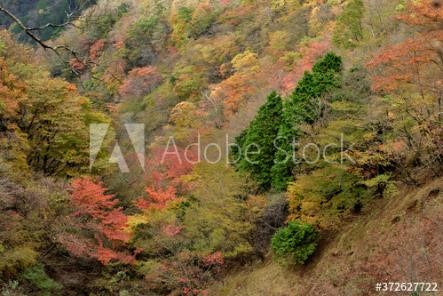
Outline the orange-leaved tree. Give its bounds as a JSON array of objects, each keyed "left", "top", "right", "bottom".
[
  {"left": 135, "top": 147, "right": 196, "bottom": 210},
  {"left": 58, "top": 177, "right": 135, "bottom": 265},
  {"left": 367, "top": 0, "right": 443, "bottom": 95},
  {"left": 367, "top": 0, "right": 443, "bottom": 176}
]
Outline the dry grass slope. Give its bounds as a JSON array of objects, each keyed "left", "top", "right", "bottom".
[{"left": 210, "top": 178, "right": 443, "bottom": 296}]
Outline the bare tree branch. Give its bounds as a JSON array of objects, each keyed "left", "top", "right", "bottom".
[
  {"left": 28, "top": 20, "right": 77, "bottom": 31},
  {"left": 0, "top": 5, "right": 79, "bottom": 60}
]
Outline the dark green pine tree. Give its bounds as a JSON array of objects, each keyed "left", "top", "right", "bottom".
[
  {"left": 270, "top": 112, "right": 299, "bottom": 191},
  {"left": 312, "top": 52, "right": 343, "bottom": 74},
  {"left": 271, "top": 52, "right": 343, "bottom": 191},
  {"left": 311, "top": 52, "right": 343, "bottom": 95},
  {"left": 234, "top": 91, "right": 283, "bottom": 190}
]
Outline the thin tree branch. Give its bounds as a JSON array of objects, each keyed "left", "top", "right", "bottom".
[
  {"left": 0, "top": 5, "right": 79, "bottom": 59},
  {"left": 28, "top": 20, "right": 77, "bottom": 31}
]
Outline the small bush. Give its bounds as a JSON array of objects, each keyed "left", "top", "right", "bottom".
[
  {"left": 23, "top": 264, "right": 62, "bottom": 294},
  {"left": 271, "top": 221, "right": 319, "bottom": 265}
]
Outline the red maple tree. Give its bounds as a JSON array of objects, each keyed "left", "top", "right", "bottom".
[
  {"left": 58, "top": 177, "right": 135, "bottom": 265},
  {"left": 135, "top": 147, "right": 196, "bottom": 210}
]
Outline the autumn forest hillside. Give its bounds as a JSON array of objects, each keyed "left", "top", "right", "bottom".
[{"left": 0, "top": 0, "right": 442, "bottom": 295}]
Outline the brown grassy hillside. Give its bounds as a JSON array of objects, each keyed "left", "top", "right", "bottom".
[{"left": 210, "top": 178, "right": 443, "bottom": 296}]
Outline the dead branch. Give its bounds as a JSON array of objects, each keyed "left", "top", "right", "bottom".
[
  {"left": 0, "top": 5, "right": 79, "bottom": 59},
  {"left": 28, "top": 20, "right": 77, "bottom": 31}
]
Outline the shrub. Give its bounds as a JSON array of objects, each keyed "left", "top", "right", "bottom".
[
  {"left": 251, "top": 196, "right": 288, "bottom": 256},
  {"left": 271, "top": 221, "right": 319, "bottom": 265},
  {"left": 287, "top": 166, "right": 369, "bottom": 228},
  {"left": 23, "top": 264, "right": 62, "bottom": 294},
  {"left": 0, "top": 246, "right": 38, "bottom": 276}
]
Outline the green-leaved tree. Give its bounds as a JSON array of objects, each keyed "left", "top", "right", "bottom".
[{"left": 333, "top": 0, "right": 365, "bottom": 48}]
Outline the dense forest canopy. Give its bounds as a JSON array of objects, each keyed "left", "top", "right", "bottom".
[{"left": 0, "top": 0, "right": 442, "bottom": 295}]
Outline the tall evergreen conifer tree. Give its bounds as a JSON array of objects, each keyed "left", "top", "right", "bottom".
[
  {"left": 235, "top": 91, "right": 283, "bottom": 190},
  {"left": 233, "top": 53, "right": 342, "bottom": 191},
  {"left": 271, "top": 53, "right": 343, "bottom": 190}
]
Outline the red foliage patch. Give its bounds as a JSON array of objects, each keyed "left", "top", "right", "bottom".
[
  {"left": 89, "top": 39, "right": 106, "bottom": 61},
  {"left": 135, "top": 147, "right": 196, "bottom": 210},
  {"left": 281, "top": 37, "right": 331, "bottom": 93},
  {"left": 367, "top": 0, "right": 443, "bottom": 93},
  {"left": 69, "top": 58, "right": 86, "bottom": 72},
  {"left": 58, "top": 177, "right": 134, "bottom": 265},
  {"left": 119, "top": 66, "right": 162, "bottom": 98}
]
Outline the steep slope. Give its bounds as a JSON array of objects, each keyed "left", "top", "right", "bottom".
[
  {"left": 1, "top": 0, "right": 442, "bottom": 295},
  {"left": 0, "top": 0, "right": 94, "bottom": 41},
  {"left": 210, "top": 178, "right": 443, "bottom": 295}
]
